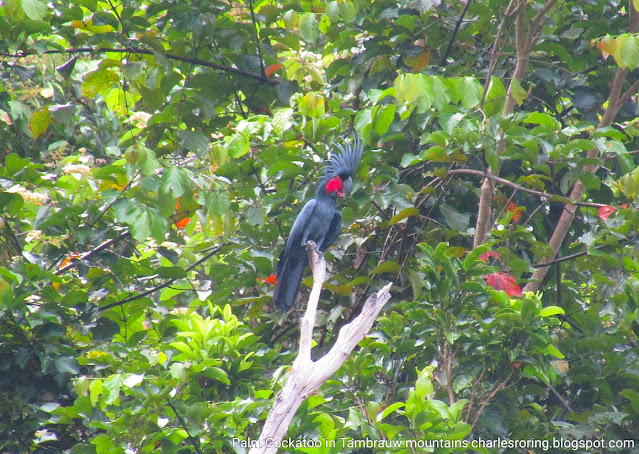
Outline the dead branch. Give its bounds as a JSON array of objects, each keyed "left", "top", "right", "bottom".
[{"left": 249, "top": 242, "right": 392, "bottom": 454}]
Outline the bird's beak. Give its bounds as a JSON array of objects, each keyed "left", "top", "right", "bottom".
[{"left": 341, "top": 177, "right": 352, "bottom": 198}]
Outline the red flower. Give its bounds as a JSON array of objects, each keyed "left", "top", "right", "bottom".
[
  {"left": 598, "top": 205, "right": 615, "bottom": 220},
  {"left": 258, "top": 274, "right": 278, "bottom": 285},
  {"left": 480, "top": 251, "right": 500, "bottom": 262},
  {"left": 486, "top": 272, "right": 522, "bottom": 297}
]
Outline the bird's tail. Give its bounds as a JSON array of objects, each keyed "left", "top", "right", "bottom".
[{"left": 273, "top": 253, "right": 307, "bottom": 311}]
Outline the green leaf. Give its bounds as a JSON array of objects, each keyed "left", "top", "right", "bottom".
[
  {"left": 371, "top": 261, "right": 401, "bottom": 274},
  {"left": 400, "top": 153, "right": 419, "bottom": 168},
  {"left": 102, "top": 375, "right": 123, "bottom": 405},
  {"left": 140, "top": 148, "right": 161, "bottom": 176},
  {"left": 425, "top": 399, "right": 450, "bottom": 419},
  {"left": 282, "top": 9, "right": 298, "bottom": 29},
  {"left": 149, "top": 207, "right": 168, "bottom": 243},
  {"left": 373, "top": 104, "right": 396, "bottom": 136},
  {"left": 92, "top": 11, "right": 119, "bottom": 29},
  {"left": 385, "top": 206, "right": 419, "bottom": 226},
  {"left": 82, "top": 68, "right": 119, "bottom": 98},
  {"left": 338, "top": 0, "right": 357, "bottom": 22},
  {"left": 122, "top": 374, "right": 144, "bottom": 388},
  {"left": 170, "top": 362, "right": 188, "bottom": 381},
  {"left": 439, "top": 203, "right": 471, "bottom": 231},
  {"left": 579, "top": 172, "right": 601, "bottom": 190},
  {"left": 92, "top": 317, "right": 120, "bottom": 342},
  {"left": 30, "top": 107, "right": 52, "bottom": 138},
  {"left": 161, "top": 166, "right": 188, "bottom": 197},
  {"left": 540, "top": 306, "right": 565, "bottom": 317},
  {"left": 130, "top": 209, "right": 152, "bottom": 242},
  {"left": 525, "top": 112, "right": 556, "bottom": 127},
  {"left": 179, "top": 131, "right": 209, "bottom": 156},
  {"left": 89, "top": 379, "right": 102, "bottom": 407},
  {"left": 456, "top": 77, "right": 482, "bottom": 109},
  {"left": 200, "top": 367, "right": 231, "bottom": 384},
  {"left": 521, "top": 298, "right": 536, "bottom": 322},
  {"left": 299, "top": 92, "right": 325, "bottom": 119},
  {"left": 509, "top": 78, "right": 528, "bottom": 106},
  {"left": 48, "top": 103, "right": 77, "bottom": 123},
  {"left": 122, "top": 62, "right": 145, "bottom": 80},
  {"left": 227, "top": 133, "right": 249, "bottom": 158},
  {"left": 394, "top": 73, "right": 432, "bottom": 113},
  {"left": 21, "top": 0, "right": 47, "bottom": 20},
  {"left": 380, "top": 402, "right": 405, "bottom": 421},
  {"left": 355, "top": 108, "right": 373, "bottom": 142},
  {"left": 462, "top": 245, "right": 490, "bottom": 270},
  {"left": 55, "top": 356, "right": 80, "bottom": 374},
  {"left": 157, "top": 266, "right": 188, "bottom": 279},
  {"left": 428, "top": 76, "right": 451, "bottom": 111},
  {"left": 299, "top": 13, "right": 319, "bottom": 42},
  {"left": 414, "top": 371, "right": 433, "bottom": 399},
  {"left": 325, "top": 2, "right": 339, "bottom": 21},
  {"left": 510, "top": 258, "right": 534, "bottom": 273},
  {"left": 614, "top": 34, "right": 639, "bottom": 69},
  {"left": 483, "top": 76, "right": 506, "bottom": 116},
  {"left": 0, "top": 277, "right": 14, "bottom": 306},
  {"left": 272, "top": 108, "right": 294, "bottom": 134},
  {"left": 547, "top": 344, "right": 565, "bottom": 359},
  {"left": 207, "top": 191, "right": 231, "bottom": 217},
  {"left": 620, "top": 389, "right": 639, "bottom": 412}
]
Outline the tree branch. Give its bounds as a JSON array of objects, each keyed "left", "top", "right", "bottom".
[
  {"left": 6, "top": 47, "right": 280, "bottom": 85},
  {"left": 479, "top": 0, "right": 519, "bottom": 108},
  {"left": 99, "top": 243, "right": 227, "bottom": 311},
  {"left": 167, "top": 400, "right": 203, "bottom": 454},
  {"left": 524, "top": 1, "right": 639, "bottom": 292},
  {"left": 249, "top": 242, "right": 392, "bottom": 454},
  {"left": 475, "top": 0, "right": 557, "bottom": 247},
  {"left": 471, "top": 371, "right": 515, "bottom": 430},
  {"left": 448, "top": 168, "right": 606, "bottom": 208},
  {"left": 55, "top": 232, "right": 128, "bottom": 274},
  {"left": 441, "top": 0, "right": 473, "bottom": 66}
]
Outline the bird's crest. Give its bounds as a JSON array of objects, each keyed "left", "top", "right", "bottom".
[{"left": 324, "top": 134, "right": 363, "bottom": 179}]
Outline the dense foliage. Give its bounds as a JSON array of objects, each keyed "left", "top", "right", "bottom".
[{"left": 1, "top": 0, "right": 639, "bottom": 452}]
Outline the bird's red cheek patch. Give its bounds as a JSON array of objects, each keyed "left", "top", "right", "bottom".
[{"left": 325, "top": 176, "right": 343, "bottom": 194}]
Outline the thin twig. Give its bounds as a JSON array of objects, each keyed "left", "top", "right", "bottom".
[
  {"left": 55, "top": 232, "right": 128, "bottom": 274},
  {"left": 479, "top": 0, "right": 519, "bottom": 108},
  {"left": 167, "top": 400, "right": 203, "bottom": 454},
  {"left": 247, "top": 0, "right": 265, "bottom": 76},
  {"left": 547, "top": 383, "right": 574, "bottom": 413},
  {"left": 88, "top": 170, "right": 140, "bottom": 228},
  {"left": 448, "top": 168, "right": 606, "bottom": 208},
  {"left": 441, "top": 0, "right": 473, "bottom": 66},
  {"left": 7, "top": 47, "right": 280, "bottom": 85},
  {"left": 471, "top": 371, "right": 514, "bottom": 430},
  {"left": 99, "top": 243, "right": 227, "bottom": 311}
]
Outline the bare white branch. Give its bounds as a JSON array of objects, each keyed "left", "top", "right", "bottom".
[{"left": 249, "top": 243, "right": 392, "bottom": 454}]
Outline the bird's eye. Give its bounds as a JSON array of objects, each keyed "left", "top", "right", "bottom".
[{"left": 325, "top": 177, "right": 343, "bottom": 193}]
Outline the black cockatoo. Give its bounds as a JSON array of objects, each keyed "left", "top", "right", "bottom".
[{"left": 273, "top": 136, "right": 363, "bottom": 311}]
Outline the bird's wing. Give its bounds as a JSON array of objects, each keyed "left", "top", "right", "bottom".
[
  {"left": 284, "top": 199, "right": 317, "bottom": 255},
  {"left": 319, "top": 211, "right": 342, "bottom": 253}
]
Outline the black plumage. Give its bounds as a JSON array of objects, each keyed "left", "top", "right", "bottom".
[{"left": 273, "top": 136, "right": 363, "bottom": 311}]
